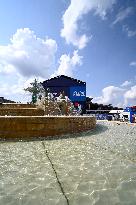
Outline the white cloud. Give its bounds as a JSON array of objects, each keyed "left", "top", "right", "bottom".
[
  {"left": 61, "top": 0, "right": 116, "bottom": 49},
  {"left": 52, "top": 50, "right": 82, "bottom": 77},
  {"left": 113, "top": 7, "right": 133, "bottom": 25},
  {"left": 0, "top": 28, "right": 57, "bottom": 78},
  {"left": 0, "top": 28, "right": 84, "bottom": 102},
  {"left": 124, "top": 85, "right": 136, "bottom": 106},
  {"left": 122, "top": 25, "right": 136, "bottom": 38},
  {"left": 127, "top": 30, "right": 136, "bottom": 37},
  {"left": 121, "top": 80, "right": 131, "bottom": 87},
  {"left": 0, "top": 77, "right": 29, "bottom": 102},
  {"left": 130, "top": 61, "right": 136, "bottom": 66},
  {"left": 0, "top": 74, "right": 46, "bottom": 103},
  {"left": 92, "top": 81, "right": 136, "bottom": 107},
  {"left": 0, "top": 28, "right": 58, "bottom": 102},
  {"left": 92, "top": 86, "right": 125, "bottom": 106}
]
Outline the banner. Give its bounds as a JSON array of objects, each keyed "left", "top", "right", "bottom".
[{"left": 70, "top": 86, "right": 86, "bottom": 101}]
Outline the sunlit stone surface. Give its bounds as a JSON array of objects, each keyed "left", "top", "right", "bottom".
[{"left": 0, "top": 121, "right": 136, "bottom": 205}]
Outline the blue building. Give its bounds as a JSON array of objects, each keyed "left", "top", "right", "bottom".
[
  {"left": 42, "top": 75, "right": 86, "bottom": 108},
  {"left": 123, "top": 106, "right": 136, "bottom": 123}
]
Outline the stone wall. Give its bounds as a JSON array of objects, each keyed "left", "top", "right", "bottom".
[
  {"left": 0, "top": 103, "right": 35, "bottom": 109},
  {"left": 0, "top": 108, "right": 44, "bottom": 116},
  {"left": 0, "top": 116, "right": 96, "bottom": 139}
]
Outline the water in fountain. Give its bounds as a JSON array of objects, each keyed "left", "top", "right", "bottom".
[{"left": 36, "top": 91, "right": 81, "bottom": 116}]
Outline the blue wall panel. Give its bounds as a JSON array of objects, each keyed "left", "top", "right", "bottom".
[
  {"left": 70, "top": 86, "right": 86, "bottom": 102},
  {"left": 96, "top": 114, "right": 108, "bottom": 120}
]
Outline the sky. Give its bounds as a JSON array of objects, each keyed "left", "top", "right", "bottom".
[{"left": 0, "top": 0, "right": 136, "bottom": 107}]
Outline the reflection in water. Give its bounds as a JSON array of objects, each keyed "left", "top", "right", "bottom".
[{"left": 0, "top": 121, "right": 136, "bottom": 205}]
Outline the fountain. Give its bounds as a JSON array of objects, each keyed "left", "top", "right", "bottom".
[{"left": 0, "top": 82, "right": 96, "bottom": 139}]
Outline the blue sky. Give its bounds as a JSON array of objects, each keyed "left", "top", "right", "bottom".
[{"left": 0, "top": 0, "right": 136, "bottom": 107}]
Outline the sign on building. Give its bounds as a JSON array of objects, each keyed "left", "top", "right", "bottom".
[{"left": 70, "top": 86, "right": 86, "bottom": 101}]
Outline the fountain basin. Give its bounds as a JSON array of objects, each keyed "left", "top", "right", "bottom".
[
  {"left": 0, "top": 116, "right": 96, "bottom": 139},
  {"left": 0, "top": 108, "right": 44, "bottom": 116},
  {"left": 0, "top": 103, "right": 35, "bottom": 109}
]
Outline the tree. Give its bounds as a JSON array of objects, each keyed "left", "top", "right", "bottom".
[{"left": 24, "top": 79, "right": 44, "bottom": 104}]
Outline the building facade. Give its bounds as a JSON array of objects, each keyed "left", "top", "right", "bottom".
[{"left": 42, "top": 75, "right": 86, "bottom": 108}]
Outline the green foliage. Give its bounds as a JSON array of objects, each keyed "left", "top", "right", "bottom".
[
  {"left": 32, "top": 94, "right": 37, "bottom": 104},
  {"left": 24, "top": 79, "right": 45, "bottom": 104}
]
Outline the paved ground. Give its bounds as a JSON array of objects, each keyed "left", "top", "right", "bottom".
[{"left": 0, "top": 121, "right": 136, "bottom": 205}]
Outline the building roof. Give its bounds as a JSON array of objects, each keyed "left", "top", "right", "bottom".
[{"left": 42, "top": 75, "right": 86, "bottom": 87}]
